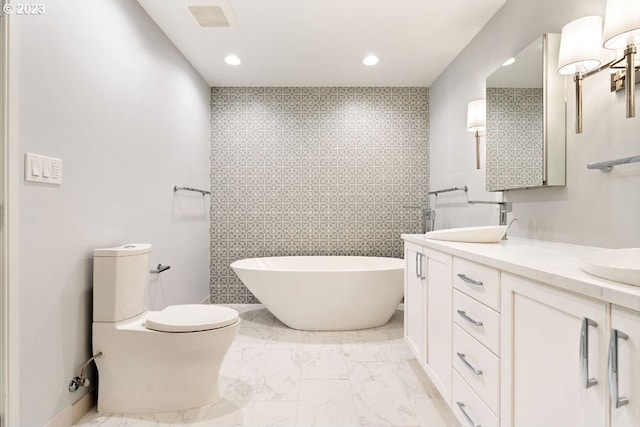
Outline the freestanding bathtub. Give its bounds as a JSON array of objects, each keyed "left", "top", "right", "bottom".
[{"left": 230, "top": 256, "right": 404, "bottom": 331}]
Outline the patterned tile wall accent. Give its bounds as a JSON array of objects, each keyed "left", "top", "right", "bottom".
[
  {"left": 210, "top": 87, "right": 429, "bottom": 303},
  {"left": 486, "top": 87, "right": 543, "bottom": 191}
]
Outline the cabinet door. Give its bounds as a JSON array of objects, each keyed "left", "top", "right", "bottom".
[
  {"left": 424, "top": 248, "right": 452, "bottom": 404},
  {"left": 501, "top": 272, "right": 607, "bottom": 427},
  {"left": 404, "top": 244, "right": 425, "bottom": 364},
  {"left": 610, "top": 305, "right": 640, "bottom": 427}
]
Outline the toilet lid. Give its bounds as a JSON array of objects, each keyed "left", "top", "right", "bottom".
[{"left": 146, "top": 305, "right": 239, "bottom": 333}]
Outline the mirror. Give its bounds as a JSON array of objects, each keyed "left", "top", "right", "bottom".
[{"left": 485, "top": 34, "right": 566, "bottom": 191}]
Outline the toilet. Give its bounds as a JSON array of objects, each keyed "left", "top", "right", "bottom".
[{"left": 92, "top": 243, "right": 240, "bottom": 413}]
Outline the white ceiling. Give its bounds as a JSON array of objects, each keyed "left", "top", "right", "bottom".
[{"left": 137, "top": 0, "right": 507, "bottom": 87}]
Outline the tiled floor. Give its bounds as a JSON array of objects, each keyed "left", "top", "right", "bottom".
[{"left": 76, "top": 305, "right": 459, "bottom": 427}]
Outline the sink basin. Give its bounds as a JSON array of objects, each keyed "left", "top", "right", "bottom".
[
  {"left": 580, "top": 248, "right": 640, "bottom": 286},
  {"left": 425, "top": 225, "right": 508, "bottom": 243}
]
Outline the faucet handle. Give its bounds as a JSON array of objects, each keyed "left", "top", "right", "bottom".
[{"left": 507, "top": 218, "right": 518, "bottom": 230}]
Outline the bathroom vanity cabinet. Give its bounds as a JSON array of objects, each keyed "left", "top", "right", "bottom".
[
  {"left": 404, "top": 242, "right": 453, "bottom": 404},
  {"left": 402, "top": 235, "right": 640, "bottom": 427}
]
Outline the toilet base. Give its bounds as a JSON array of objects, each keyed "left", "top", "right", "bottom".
[{"left": 93, "top": 313, "right": 240, "bottom": 413}]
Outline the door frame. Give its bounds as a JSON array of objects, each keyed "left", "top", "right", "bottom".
[{"left": 1, "top": 4, "right": 20, "bottom": 425}]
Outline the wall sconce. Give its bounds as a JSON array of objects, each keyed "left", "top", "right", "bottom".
[
  {"left": 603, "top": 0, "right": 640, "bottom": 118},
  {"left": 558, "top": 0, "right": 640, "bottom": 133},
  {"left": 466, "top": 99, "right": 486, "bottom": 170},
  {"left": 558, "top": 16, "right": 607, "bottom": 133}
]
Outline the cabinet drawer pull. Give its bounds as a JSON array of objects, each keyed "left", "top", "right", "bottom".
[
  {"left": 456, "top": 402, "right": 481, "bottom": 427},
  {"left": 457, "top": 352, "right": 483, "bottom": 375},
  {"left": 457, "top": 273, "right": 483, "bottom": 287},
  {"left": 580, "top": 317, "right": 598, "bottom": 389},
  {"left": 608, "top": 328, "right": 630, "bottom": 408},
  {"left": 457, "top": 310, "right": 483, "bottom": 327}
]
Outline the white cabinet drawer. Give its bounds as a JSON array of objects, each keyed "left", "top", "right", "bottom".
[
  {"left": 454, "top": 257, "right": 500, "bottom": 311},
  {"left": 453, "top": 324, "right": 500, "bottom": 414},
  {"left": 453, "top": 371, "right": 499, "bottom": 427},
  {"left": 453, "top": 289, "right": 500, "bottom": 355}
]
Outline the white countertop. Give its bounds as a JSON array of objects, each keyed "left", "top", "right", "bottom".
[{"left": 402, "top": 234, "right": 640, "bottom": 312}]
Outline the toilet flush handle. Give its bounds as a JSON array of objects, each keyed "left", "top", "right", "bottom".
[{"left": 151, "top": 264, "right": 171, "bottom": 274}]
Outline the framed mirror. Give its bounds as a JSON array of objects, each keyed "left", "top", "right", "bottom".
[{"left": 485, "top": 34, "right": 566, "bottom": 191}]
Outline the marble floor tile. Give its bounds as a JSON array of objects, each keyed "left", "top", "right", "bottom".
[
  {"left": 75, "top": 305, "right": 459, "bottom": 427},
  {"left": 296, "top": 399, "right": 358, "bottom": 427}
]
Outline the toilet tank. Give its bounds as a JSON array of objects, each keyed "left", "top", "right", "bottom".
[{"left": 93, "top": 243, "right": 151, "bottom": 322}]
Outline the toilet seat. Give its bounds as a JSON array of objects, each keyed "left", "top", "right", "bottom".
[{"left": 146, "top": 304, "right": 239, "bottom": 333}]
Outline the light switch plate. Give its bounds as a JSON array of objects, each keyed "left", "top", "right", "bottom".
[{"left": 25, "top": 152, "right": 62, "bottom": 185}]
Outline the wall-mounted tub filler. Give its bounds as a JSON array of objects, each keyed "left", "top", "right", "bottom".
[{"left": 69, "top": 352, "right": 103, "bottom": 392}]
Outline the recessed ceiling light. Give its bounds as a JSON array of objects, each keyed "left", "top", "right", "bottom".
[
  {"left": 362, "top": 55, "right": 380, "bottom": 66},
  {"left": 502, "top": 57, "right": 516, "bottom": 66},
  {"left": 225, "top": 55, "right": 241, "bottom": 66}
]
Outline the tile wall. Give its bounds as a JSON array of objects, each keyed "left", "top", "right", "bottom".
[{"left": 210, "top": 87, "right": 429, "bottom": 303}]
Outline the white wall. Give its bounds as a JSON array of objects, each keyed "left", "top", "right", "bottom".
[
  {"left": 429, "top": 0, "right": 640, "bottom": 248},
  {"left": 11, "top": 1, "right": 211, "bottom": 425}
]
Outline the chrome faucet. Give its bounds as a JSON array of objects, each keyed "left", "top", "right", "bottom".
[
  {"left": 403, "top": 205, "right": 436, "bottom": 233},
  {"left": 498, "top": 202, "right": 512, "bottom": 226},
  {"left": 468, "top": 200, "right": 512, "bottom": 226}
]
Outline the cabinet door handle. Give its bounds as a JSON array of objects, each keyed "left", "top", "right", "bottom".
[
  {"left": 457, "top": 310, "right": 483, "bottom": 327},
  {"left": 415, "top": 252, "right": 420, "bottom": 278},
  {"left": 608, "top": 328, "right": 630, "bottom": 408},
  {"left": 580, "top": 317, "right": 598, "bottom": 389},
  {"left": 419, "top": 253, "right": 426, "bottom": 279},
  {"left": 456, "top": 402, "right": 481, "bottom": 427},
  {"left": 457, "top": 352, "right": 483, "bottom": 375},
  {"left": 457, "top": 273, "right": 483, "bottom": 287}
]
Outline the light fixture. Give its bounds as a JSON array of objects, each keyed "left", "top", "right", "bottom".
[
  {"left": 362, "top": 55, "right": 379, "bottom": 66},
  {"left": 558, "top": 16, "right": 604, "bottom": 133},
  {"left": 224, "top": 55, "right": 241, "bottom": 66},
  {"left": 557, "top": 3, "right": 640, "bottom": 133},
  {"left": 466, "top": 99, "right": 486, "bottom": 170},
  {"left": 502, "top": 57, "right": 516, "bottom": 67},
  {"left": 603, "top": 0, "right": 640, "bottom": 118}
]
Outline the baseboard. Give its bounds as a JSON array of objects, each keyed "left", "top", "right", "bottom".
[{"left": 45, "top": 390, "right": 94, "bottom": 427}]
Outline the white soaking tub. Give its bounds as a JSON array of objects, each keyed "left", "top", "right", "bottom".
[{"left": 230, "top": 256, "right": 404, "bottom": 331}]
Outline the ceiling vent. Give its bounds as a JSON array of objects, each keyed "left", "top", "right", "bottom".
[{"left": 188, "top": 6, "right": 231, "bottom": 28}]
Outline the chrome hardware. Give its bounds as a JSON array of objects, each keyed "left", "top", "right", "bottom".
[
  {"left": 580, "top": 317, "right": 598, "bottom": 389},
  {"left": 457, "top": 274, "right": 483, "bottom": 287},
  {"left": 456, "top": 402, "right": 481, "bottom": 427},
  {"left": 608, "top": 328, "right": 630, "bottom": 408},
  {"left": 151, "top": 264, "right": 171, "bottom": 274},
  {"left": 415, "top": 252, "right": 420, "bottom": 278},
  {"left": 69, "top": 352, "right": 103, "bottom": 392},
  {"left": 403, "top": 205, "right": 435, "bottom": 233},
  {"left": 418, "top": 253, "right": 426, "bottom": 279},
  {"left": 467, "top": 200, "right": 512, "bottom": 226},
  {"left": 429, "top": 186, "right": 468, "bottom": 196},
  {"left": 68, "top": 376, "right": 90, "bottom": 392},
  {"left": 457, "top": 352, "right": 483, "bottom": 376},
  {"left": 457, "top": 310, "right": 483, "bottom": 327},
  {"left": 587, "top": 154, "right": 640, "bottom": 173},
  {"left": 173, "top": 185, "right": 211, "bottom": 195}
]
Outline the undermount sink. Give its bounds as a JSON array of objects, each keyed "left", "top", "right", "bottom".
[
  {"left": 580, "top": 248, "right": 640, "bottom": 286},
  {"left": 425, "top": 225, "right": 507, "bottom": 243}
]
